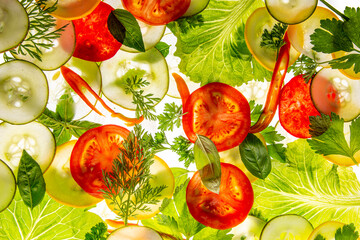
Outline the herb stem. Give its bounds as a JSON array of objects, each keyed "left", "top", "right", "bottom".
[{"left": 319, "top": 0, "right": 349, "bottom": 21}]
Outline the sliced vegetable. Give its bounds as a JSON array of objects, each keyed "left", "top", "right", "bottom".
[
  {"left": 107, "top": 226, "right": 162, "bottom": 240},
  {"left": 172, "top": 72, "right": 190, "bottom": 108},
  {"left": 230, "top": 215, "right": 266, "bottom": 240},
  {"left": 265, "top": 0, "right": 317, "bottom": 24},
  {"left": 0, "top": 0, "right": 29, "bottom": 53},
  {"left": 0, "top": 60, "right": 48, "bottom": 124},
  {"left": 0, "top": 159, "right": 16, "bottom": 212},
  {"left": 0, "top": 121, "right": 55, "bottom": 176},
  {"left": 43, "top": 0, "right": 101, "bottom": 20},
  {"left": 259, "top": 214, "right": 313, "bottom": 240},
  {"left": 308, "top": 221, "right": 345, "bottom": 240},
  {"left": 183, "top": 0, "right": 210, "bottom": 17},
  {"left": 100, "top": 48, "right": 169, "bottom": 110},
  {"left": 44, "top": 140, "right": 102, "bottom": 208},
  {"left": 310, "top": 68, "right": 360, "bottom": 122}
]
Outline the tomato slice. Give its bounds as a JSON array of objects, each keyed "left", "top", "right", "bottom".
[
  {"left": 279, "top": 75, "right": 320, "bottom": 138},
  {"left": 121, "top": 0, "right": 191, "bottom": 25},
  {"left": 72, "top": 2, "right": 121, "bottom": 62},
  {"left": 186, "top": 163, "right": 254, "bottom": 230},
  {"left": 182, "top": 82, "right": 250, "bottom": 152},
  {"left": 70, "top": 125, "right": 130, "bottom": 198}
]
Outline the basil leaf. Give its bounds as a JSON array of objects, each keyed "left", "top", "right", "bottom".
[
  {"left": 56, "top": 91, "right": 75, "bottom": 122},
  {"left": 155, "top": 42, "right": 171, "bottom": 57},
  {"left": 17, "top": 150, "right": 46, "bottom": 209},
  {"left": 239, "top": 133, "right": 271, "bottom": 179},
  {"left": 194, "top": 135, "right": 221, "bottom": 194},
  {"left": 108, "top": 9, "right": 145, "bottom": 52}
]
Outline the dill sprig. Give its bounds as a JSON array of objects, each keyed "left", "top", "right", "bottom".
[
  {"left": 124, "top": 76, "right": 161, "bottom": 121},
  {"left": 5, "top": 0, "right": 67, "bottom": 62},
  {"left": 101, "top": 125, "right": 167, "bottom": 225},
  {"left": 157, "top": 102, "right": 184, "bottom": 131}
]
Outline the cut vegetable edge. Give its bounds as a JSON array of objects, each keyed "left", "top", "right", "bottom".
[
  {"left": 308, "top": 221, "right": 345, "bottom": 240},
  {"left": 100, "top": 48, "right": 169, "bottom": 110},
  {"left": 0, "top": 159, "right": 16, "bottom": 212},
  {"left": 107, "top": 226, "right": 163, "bottom": 240},
  {"left": 0, "top": 60, "right": 48, "bottom": 124},
  {"left": 0, "top": 121, "right": 56, "bottom": 176},
  {"left": 260, "top": 214, "right": 313, "bottom": 240},
  {"left": 230, "top": 215, "right": 266, "bottom": 240},
  {"left": 0, "top": 0, "right": 29, "bottom": 53},
  {"left": 182, "top": 0, "right": 210, "bottom": 17}
]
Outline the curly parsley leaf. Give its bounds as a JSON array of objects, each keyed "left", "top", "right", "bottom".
[
  {"left": 171, "top": 136, "right": 195, "bottom": 168},
  {"left": 314, "top": 235, "right": 326, "bottom": 240},
  {"left": 260, "top": 23, "right": 287, "bottom": 54},
  {"left": 335, "top": 223, "right": 359, "bottom": 240},
  {"left": 85, "top": 222, "right": 108, "bottom": 240},
  {"left": 157, "top": 102, "right": 183, "bottom": 131}
]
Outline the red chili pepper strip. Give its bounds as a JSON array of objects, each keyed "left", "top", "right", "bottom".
[
  {"left": 172, "top": 73, "right": 190, "bottom": 110},
  {"left": 249, "top": 33, "right": 291, "bottom": 133},
  {"left": 60, "top": 66, "right": 144, "bottom": 126}
]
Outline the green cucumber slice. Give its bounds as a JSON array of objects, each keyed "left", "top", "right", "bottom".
[
  {"left": 311, "top": 68, "right": 360, "bottom": 121},
  {"left": 107, "top": 226, "right": 163, "bottom": 240},
  {"left": 260, "top": 214, "right": 313, "bottom": 240},
  {"left": 265, "top": 0, "right": 318, "bottom": 24},
  {"left": 0, "top": 60, "right": 48, "bottom": 124},
  {"left": 183, "top": 0, "right": 210, "bottom": 17},
  {"left": 0, "top": 159, "right": 16, "bottom": 212},
  {"left": 12, "top": 19, "right": 75, "bottom": 71},
  {"left": 100, "top": 48, "right": 169, "bottom": 110},
  {"left": 0, "top": 122, "right": 55, "bottom": 176},
  {"left": 230, "top": 215, "right": 266, "bottom": 240},
  {"left": 0, "top": 0, "right": 29, "bottom": 53}
]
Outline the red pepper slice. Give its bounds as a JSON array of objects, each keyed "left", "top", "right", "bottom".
[
  {"left": 249, "top": 33, "right": 291, "bottom": 133},
  {"left": 60, "top": 66, "right": 144, "bottom": 126},
  {"left": 172, "top": 73, "right": 190, "bottom": 111}
]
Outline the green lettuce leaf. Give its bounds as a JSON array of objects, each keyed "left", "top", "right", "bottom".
[
  {"left": 0, "top": 193, "right": 103, "bottom": 240},
  {"left": 167, "top": 0, "right": 271, "bottom": 86},
  {"left": 252, "top": 139, "right": 360, "bottom": 229}
]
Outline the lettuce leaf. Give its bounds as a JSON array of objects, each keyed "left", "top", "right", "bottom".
[
  {"left": 0, "top": 193, "right": 103, "bottom": 240},
  {"left": 168, "top": 0, "right": 271, "bottom": 86},
  {"left": 252, "top": 139, "right": 360, "bottom": 229}
]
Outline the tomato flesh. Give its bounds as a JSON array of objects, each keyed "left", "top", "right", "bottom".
[
  {"left": 279, "top": 75, "right": 320, "bottom": 138},
  {"left": 72, "top": 2, "right": 121, "bottom": 62},
  {"left": 186, "top": 163, "right": 254, "bottom": 230},
  {"left": 122, "top": 0, "right": 191, "bottom": 25},
  {"left": 182, "top": 82, "right": 250, "bottom": 152},
  {"left": 70, "top": 125, "right": 130, "bottom": 198}
]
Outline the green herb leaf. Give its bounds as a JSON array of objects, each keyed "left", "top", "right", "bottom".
[
  {"left": 155, "top": 42, "right": 171, "bottom": 57},
  {"left": 343, "top": 7, "right": 360, "bottom": 49},
  {"left": 329, "top": 54, "right": 360, "bottom": 73},
  {"left": 239, "top": 133, "right": 271, "bottom": 179},
  {"left": 85, "top": 222, "right": 108, "bottom": 240},
  {"left": 157, "top": 102, "right": 183, "bottom": 131},
  {"left": 314, "top": 235, "right": 326, "bottom": 240},
  {"left": 193, "top": 228, "right": 233, "bottom": 240},
  {"left": 287, "top": 55, "right": 319, "bottom": 83},
  {"left": 56, "top": 91, "right": 75, "bottom": 122},
  {"left": 335, "top": 223, "right": 359, "bottom": 240},
  {"left": 17, "top": 150, "right": 46, "bottom": 209},
  {"left": 170, "top": 136, "right": 195, "bottom": 168},
  {"left": 309, "top": 113, "right": 332, "bottom": 137},
  {"left": 194, "top": 135, "right": 221, "bottom": 194},
  {"left": 260, "top": 23, "right": 287, "bottom": 52},
  {"left": 108, "top": 9, "right": 145, "bottom": 52}
]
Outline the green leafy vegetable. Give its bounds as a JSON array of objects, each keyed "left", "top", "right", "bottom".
[
  {"left": 56, "top": 90, "right": 75, "bottom": 122},
  {"left": 260, "top": 22, "right": 287, "bottom": 57},
  {"left": 287, "top": 54, "right": 319, "bottom": 83},
  {"left": 85, "top": 222, "right": 108, "bottom": 240},
  {"left": 252, "top": 139, "right": 360, "bottom": 228},
  {"left": 167, "top": 0, "right": 271, "bottom": 86},
  {"left": 17, "top": 150, "right": 46, "bottom": 209},
  {"left": 157, "top": 102, "right": 183, "bottom": 131},
  {"left": 314, "top": 235, "right": 326, "bottom": 240},
  {"left": 309, "top": 113, "right": 332, "bottom": 137},
  {"left": 239, "top": 133, "right": 271, "bottom": 179},
  {"left": 155, "top": 42, "right": 171, "bottom": 58},
  {"left": 0, "top": 193, "right": 104, "bottom": 240},
  {"left": 108, "top": 9, "right": 145, "bottom": 52},
  {"left": 335, "top": 223, "right": 359, "bottom": 240}
]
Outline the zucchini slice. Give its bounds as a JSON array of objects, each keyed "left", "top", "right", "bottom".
[
  {"left": 0, "top": 159, "right": 16, "bottom": 212},
  {"left": 0, "top": 60, "right": 48, "bottom": 124},
  {"left": 0, "top": 0, "right": 29, "bottom": 53},
  {"left": 107, "top": 226, "right": 163, "bottom": 240},
  {"left": 0, "top": 122, "right": 55, "bottom": 176},
  {"left": 100, "top": 48, "right": 169, "bottom": 110},
  {"left": 183, "top": 0, "right": 210, "bottom": 17},
  {"left": 230, "top": 215, "right": 266, "bottom": 240}
]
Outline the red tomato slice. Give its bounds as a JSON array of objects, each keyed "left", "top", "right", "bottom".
[
  {"left": 279, "top": 75, "right": 320, "bottom": 138},
  {"left": 72, "top": 2, "right": 121, "bottom": 62},
  {"left": 121, "top": 0, "right": 191, "bottom": 25},
  {"left": 186, "top": 163, "right": 254, "bottom": 230},
  {"left": 182, "top": 82, "right": 250, "bottom": 152},
  {"left": 70, "top": 125, "right": 130, "bottom": 198}
]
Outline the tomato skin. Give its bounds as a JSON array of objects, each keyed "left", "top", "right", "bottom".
[
  {"left": 72, "top": 2, "right": 121, "bottom": 62},
  {"left": 122, "top": 0, "right": 191, "bottom": 25},
  {"left": 70, "top": 125, "right": 130, "bottom": 198},
  {"left": 182, "top": 82, "right": 250, "bottom": 152},
  {"left": 279, "top": 75, "right": 320, "bottom": 138},
  {"left": 186, "top": 163, "right": 254, "bottom": 230}
]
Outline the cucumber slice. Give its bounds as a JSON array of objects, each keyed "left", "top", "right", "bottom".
[
  {"left": 12, "top": 19, "right": 76, "bottom": 71},
  {"left": 0, "top": 122, "right": 55, "bottom": 176},
  {"left": 230, "top": 215, "right": 266, "bottom": 240},
  {"left": 100, "top": 48, "right": 169, "bottom": 110},
  {"left": 0, "top": 159, "right": 16, "bottom": 212},
  {"left": 308, "top": 221, "right": 345, "bottom": 240},
  {"left": 260, "top": 214, "right": 313, "bottom": 240},
  {"left": 265, "top": 0, "right": 317, "bottom": 24},
  {"left": 0, "top": 60, "right": 48, "bottom": 124},
  {"left": 0, "top": 0, "right": 29, "bottom": 53},
  {"left": 183, "top": 0, "right": 210, "bottom": 17},
  {"left": 311, "top": 68, "right": 360, "bottom": 121},
  {"left": 107, "top": 226, "right": 163, "bottom": 240}
]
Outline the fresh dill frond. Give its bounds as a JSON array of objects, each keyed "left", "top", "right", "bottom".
[
  {"left": 124, "top": 76, "right": 160, "bottom": 121},
  {"left": 260, "top": 23, "right": 288, "bottom": 57},
  {"left": 157, "top": 102, "right": 184, "bottom": 131},
  {"left": 8, "top": 0, "right": 67, "bottom": 62},
  {"left": 287, "top": 54, "right": 320, "bottom": 83},
  {"left": 101, "top": 125, "right": 167, "bottom": 225}
]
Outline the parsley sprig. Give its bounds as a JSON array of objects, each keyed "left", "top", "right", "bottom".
[
  {"left": 84, "top": 222, "right": 108, "bottom": 240},
  {"left": 287, "top": 55, "right": 320, "bottom": 83},
  {"left": 101, "top": 125, "right": 167, "bottom": 225},
  {"left": 260, "top": 23, "right": 288, "bottom": 57}
]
